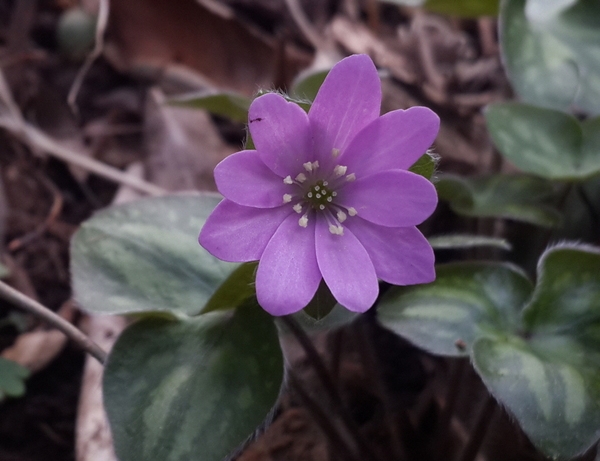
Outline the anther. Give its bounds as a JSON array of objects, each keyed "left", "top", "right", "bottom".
[
  {"left": 303, "top": 162, "right": 313, "bottom": 172},
  {"left": 319, "top": 204, "right": 325, "bottom": 210},
  {"left": 323, "top": 181, "right": 328, "bottom": 186},
  {"left": 332, "top": 192, "right": 338, "bottom": 197},
  {"left": 312, "top": 161, "right": 320, "bottom": 169},
  {"left": 332, "top": 148, "right": 340, "bottom": 158},
  {"left": 296, "top": 173, "right": 307, "bottom": 183},
  {"left": 283, "top": 175, "right": 293, "bottom": 185},
  {"left": 299, "top": 214, "right": 308, "bottom": 228},
  {"left": 334, "top": 165, "right": 348, "bottom": 177},
  {"left": 348, "top": 207, "right": 357, "bottom": 216},
  {"left": 283, "top": 194, "right": 292, "bottom": 203},
  {"left": 307, "top": 192, "right": 313, "bottom": 198},
  {"left": 316, "top": 194, "right": 321, "bottom": 199},
  {"left": 314, "top": 185, "right": 320, "bottom": 191},
  {"left": 329, "top": 224, "right": 344, "bottom": 236},
  {"left": 293, "top": 203, "right": 303, "bottom": 213},
  {"left": 327, "top": 197, "right": 333, "bottom": 202},
  {"left": 337, "top": 211, "right": 347, "bottom": 223},
  {"left": 346, "top": 173, "right": 356, "bottom": 182}
]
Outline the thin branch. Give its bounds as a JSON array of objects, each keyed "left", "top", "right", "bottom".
[
  {"left": 67, "top": 0, "right": 110, "bottom": 113},
  {"left": 0, "top": 70, "right": 165, "bottom": 196},
  {"left": 0, "top": 280, "right": 108, "bottom": 364}
]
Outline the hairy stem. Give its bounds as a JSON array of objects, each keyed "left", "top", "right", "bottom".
[{"left": 0, "top": 280, "right": 108, "bottom": 364}]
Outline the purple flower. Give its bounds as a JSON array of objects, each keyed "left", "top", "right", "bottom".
[{"left": 199, "top": 54, "right": 439, "bottom": 316}]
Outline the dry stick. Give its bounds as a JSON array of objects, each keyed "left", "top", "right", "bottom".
[
  {"left": 287, "top": 371, "right": 362, "bottom": 461},
  {"left": 0, "top": 280, "right": 108, "bottom": 364},
  {"left": 67, "top": 0, "right": 110, "bottom": 114},
  {"left": 0, "top": 70, "right": 165, "bottom": 196},
  {"left": 281, "top": 316, "right": 383, "bottom": 461},
  {"left": 456, "top": 393, "right": 496, "bottom": 461}
]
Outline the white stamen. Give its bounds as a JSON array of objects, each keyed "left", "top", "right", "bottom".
[
  {"left": 319, "top": 204, "right": 325, "bottom": 210},
  {"left": 314, "top": 185, "right": 320, "bottom": 191},
  {"left": 312, "top": 161, "right": 320, "bottom": 169},
  {"left": 332, "top": 148, "right": 340, "bottom": 158},
  {"left": 316, "top": 194, "right": 322, "bottom": 199},
  {"left": 334, "top": 165, "right": 348, "bottom": 177},
  {"left": 337, "top": 210, "right": 347, "bottom": 223},
  {"left": 346, "top": 173, "right": 356, "bottom": 182},
  {"left": 348, "top": 207, "right": 357, "bottom": 216},
  {"left": 283, "top": 175, "right": 293, "bottom": 185},
  {"left": 303, "top": 162, "right": 313, "bottom": 172},
  {"left": 283, "top": 194, "right": 292, "bottom": 203},
  {"left": 327, "top": 197, "right": 333, "bottom": 202},
  {"left": 293, "top": 203, "right": 303, "bottom": 213},
  {"left": 299, "top": 215, "right": 308, "bottom": 228},
  {"left": 332, "top": 191, "right": 338, "bottom": 197},
  {"left": 329, "top": 224, "right": 344, "bottom": 235},
  {"left": 323, "top": 181, "right": 329, "bottom": 186},
  {"left": 307, "top": 192, "right": 313, "bottom": 198},
  {"left": 296, "top": 173, "right": 307, "bottom": 182}
]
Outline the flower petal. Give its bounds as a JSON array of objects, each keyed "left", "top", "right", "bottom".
[
  {"left": 345, "top": 218, "right": 435, "bottom": 285},
  {"left": 309, "top": 55, "right": 381, "bottom": 169},
  {"left": 256, "top": 213, "right": 322, "bottom": 316},
  {"left": 339, "top": 170, "right": 437, "bottom": 227},
  {"left": 248, "top": 92, "right": 312, "bottom": 177},
  {"left": 214, "top": 150, "right": 292, "bottom": 208},
  {"left": 315, "top": 217, "right": 378, "bottom": 312},
  {"left": 199, "top": 199, "right": 291, "bottom": 262},
  {"left": 340, "top": 107, "right": 440, "bottom": 176}
]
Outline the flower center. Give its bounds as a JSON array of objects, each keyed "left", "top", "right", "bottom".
[
  {"left": 281, "top": 152, "right": 358, "bottom": 235},
  {"left": 305, "top": 180, "right": 336, "bottom": 210}
]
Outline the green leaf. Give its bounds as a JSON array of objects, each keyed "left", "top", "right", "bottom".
[
  {"left": 525, "top": 0, "right": 578, "bottom": 22},
  {"left": 379, "top": 0, "right": 499, "bottom": 17},
  {"left": 0, "top": 357, "right": 29, "bottom": 401},
  {"left": 428, "top": 234, "right": 512, "bottom": 251},
  {"left": 294, "top": 304, "right": 358, "bottom": 331},
  {"left": 202, "top": 262, "right": 257, "bottom": 313},
  {"left": 408, "top": 152, "right": 437, "bottom": 180},
  {"left": 104, "top": 301, "right": 283, "bottom": 461},
  {"left": 291, "top": 69, "right": 329, "bottom": 102},
  {"left": 379, "top": 244, "right": 600, "bottom": 458},
  {"left": 168, "top": 92, "right": 251, "bottom": 123},
  {"left": 378, "top": 262, "right": 532, "bottom": 356},
  {"left": 500, "top": 0, "right": 600, "bottom": 115},
  {"left": 486, "top": 102, "right": 600, "bottom": 180},
  {"left": 436, "top": 173, "right": 562, "bottom": 227},
  {"left": 71, "top": 194, "right": 238, "bottom": 316}
]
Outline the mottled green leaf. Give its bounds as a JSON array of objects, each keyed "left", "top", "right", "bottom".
[
  {"left": 104, "top": 301, "right": 283, "bottom": 461},
  {"left": 71, "top": 194, "right": 237, "bottom": 316},
  {"left": 428, "top": 234, "right": 512, "bottom": 251},
  {"left": 168, "top": 92, "right": 251, "bottom": 123},
  {"left": 501, "top": 0, "right": 600, "bottom": 114},
  {"left": 202, "top": 262, "right": 257, "bottom": 313},
  {"left": 291, "top": 69, "right": 329, "bottom": 102},
  {"left": 525, "top": 0, "right": 578, "bottom": 22},
  {"left": 486, "top": 103, "right": 600, "bottom": 180},
  {"left": 437, "top": 173, "right": 562, "bottom": 227},
  {"left": 378, "top": 262, "right": 532, "bottom": 356},
  {"left": 0, "top": 357, "right": 29, "bottom": 401},
  {"left": 380, "top": 0, "right": 499, "bottom": 16}
]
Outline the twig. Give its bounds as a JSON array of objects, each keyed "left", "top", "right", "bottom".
[
  {"left": 283, "top": 0, "right": 324, "bottom": 50},
  {"left": 0, "top": 69, "right": 165, "bottom": 196},
  {"left": 67, "top": 0, "right": 110, "bottom": 114},
  {"left": 0, "top": 280, "right": 108, "bottom": 364},
  {"left": 281, "top": 315, "right": 383, "bottom": 461}
]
